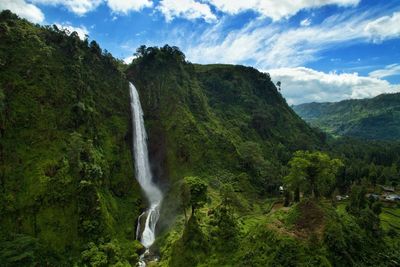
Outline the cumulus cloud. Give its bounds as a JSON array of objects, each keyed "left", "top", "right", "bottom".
[
  {"left": 157, "top": 0, "right": 216, "bottom": 22},
  {"left": 123, "top": 55, "right": 136, "bottom": 64},
  {"left": 185, "top": 10, "right": 400, "bottom": 69},
  {"left": 55, "top": 23, "right": 89, "bottom": 40},
  {"left": 107, "top": 0, "right": 152, "bottom": 14},
  {"left": 32, "top": 0, "right": 154, "bottom": 16},
  {"left": 32, "top": 0, "right": 102, "bottom": 16},
  {"left": 267, "top": 67, "right": 400, "bottom": 104},
  {"left": 205, "top": 0, "right": 360, "bottom": 21},
  {"left": 369, "top": 64, "right": 400, "bottom": 79},
  {"left": 0, "top": 0, "right": 44, "bottom": 23},
  {"left": 13, "top": 0, "right": 363, "bottom": 22},
  {"left": 364, "top": 12, "right": 400, "bottom": 42}
]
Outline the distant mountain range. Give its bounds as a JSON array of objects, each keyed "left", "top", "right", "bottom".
[{"left": 293, "top": 93, "right": 400, "bottom": 140}]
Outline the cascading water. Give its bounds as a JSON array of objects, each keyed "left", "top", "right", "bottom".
[{"left": 129, "top": 82, "right": 163, "bottom": 266}]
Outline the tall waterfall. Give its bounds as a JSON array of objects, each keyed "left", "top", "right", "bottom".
[{"left": 129, "top": 82, "right": 163, "bottom": 262}]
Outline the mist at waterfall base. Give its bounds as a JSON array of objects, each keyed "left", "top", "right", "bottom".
[{"left": 129, "top": 82, "right": 163, "bottom": 265}]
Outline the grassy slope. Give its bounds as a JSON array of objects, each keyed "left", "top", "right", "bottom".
[
  {"left": 0, "top": 12, "right": 142, "bottom": 265},
  {"left": 293, "top": 93, "right": 400, "bottom": 140},
  {"left": 158, "top": 197, "right": 400, "bottom": 267}
]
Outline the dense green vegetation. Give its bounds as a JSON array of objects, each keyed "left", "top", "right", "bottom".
[
  {"left": 126, "top": 45, "right": 325, "bottom": 231},
  {"left": 1, "top": 12, "right": 399, "bottom": 266},
  {"left": 0, "top": 11, "right": 143, "bottom": 266},
  {"left": 284, "top": 151, "right": 343, "bottom": 202},
  {"left": 127, "top": 46, "right": 400, "bottom": 266},
  {"left": 293, "top": 93, "right": 400, "bottom": 140},
  {"left": 328, "top": 138, "right": 400, "bottom": 190}
]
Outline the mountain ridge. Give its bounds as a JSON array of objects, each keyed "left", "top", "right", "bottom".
[{"left": 293, "top": 92, "right": 400, "bottom": 140}]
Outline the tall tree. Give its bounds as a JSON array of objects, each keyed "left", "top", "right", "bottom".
[
  {"left": 284, "top": 151, "right": 343, "bottom": 200},
  {"left": 182, "top": 176, "right": 208, "bottom": 216}
]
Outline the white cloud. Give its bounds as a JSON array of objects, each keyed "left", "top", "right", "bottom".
[
  {"left": 205, "top": 0, "right": 360, "bottom": 21},
  {"left": 364, "top": 12, "right": 400, "bottom": 42},
  {"left": 55, "top": 23, "right": 89, "bottom": 40},
  {"left": 369, "top": 64, "right": 400, "bottom": 79},
  {"left": 185, "top": 10, "right": 400, "bottom": 69},
  {"left": 267, "top": 67, "right": 400, "bottom": 104},
  {"left": 32, "top": 0, "right": 102, "bottom": 16},
  {"left": 107, "top": 0, "right": 152, "bottom": 14},
  {"left": 0, "top": 0, "right": 44, "bottom": 23},
  {"left": 123, "top": 55, "right": 136, "bottom": 64},
  {"left": 186, "top": 20, "right": 277, "bottom": 65},
  {"left": 300, "top": 18, "right": 311, "bottom": 26},
  {"left": 157, "top": 0, "right": 217, "bottom": 22}
]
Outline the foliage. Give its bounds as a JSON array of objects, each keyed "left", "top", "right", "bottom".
[
  {"left": 2, "top": 11, "right": 400, "bottom": 267},
  {"left": 284, "top": 151, "right": 343, "bottom": 200},
  {"left": 0, "top": 234, "right": 60, "bottom": 266},
  {"left": 293, "top": 93, "right": 400, "bottom": 140},
  {"left": 329, "top": 137, "right": 400, "bottom": 190},
  {"left": 347, "top": 185, "right": 383, "bottom": 237},
  {"left": 346, "top": 185, "right": 367, "bottom": 215},
  {"left": 0, "top": 11, "right": 141, "bottom": 265},
  {"left": 126, "top": 46, "right": 325, "bottom": 238},
  {"left": 184, "top": 176, "right": 208, "bottom": 214},
  {"left": 81, "top": 240, "right": 140, "bottom": 266}
]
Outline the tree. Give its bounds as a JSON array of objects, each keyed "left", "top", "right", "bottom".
[
  {"left": 284, "top": 151, "right": 343, "bottom": 200},
  {"left": 210, "top": 204, "right": 238, "bottom": 251},
  {"left": 368, "top": 163, "right": 379, "bottom": 186},
  {"left": 381, "top": 164, "right": 398, "bottom": 186},
  {"left": 183, "top": 176, "right": 207, "bottom": 216},
  {"left": 276, "top": 81, "right": 281, "bottom": 91},
  {"left": 219, "top": 183, "right": 233, "bottom": 206},
  {"left": 180, "top": 180, "right": 190, "bottom": 222},
  {"left": 134, "top": 45, "right": 147, "bottom": 57},
  {"left": 346, "top": 185, "right": 367, "bottom": 215},
  {"left": 89, "top": 40, "right": 102, "bottom": 56}
]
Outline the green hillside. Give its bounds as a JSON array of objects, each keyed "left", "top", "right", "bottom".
[
  {"left": 126, "top": 47, "right": 323, "bottom": 211},
  {"left": 0, "top": 11, "right": 143, "bottom": 266},
  {"left": 293, "top": 93, "right": 400, "bottom": 140},
  {"left": 126, "top": 47, "right": 400, "bottom": 266}
]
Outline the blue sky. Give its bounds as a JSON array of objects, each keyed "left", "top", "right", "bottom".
[{"left": 1, "top": 0, "right": 400, "bottom": 104}]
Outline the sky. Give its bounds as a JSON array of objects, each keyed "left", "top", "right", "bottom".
[{"left": 1, "top": 0, "right": 400, "bottom": 104}]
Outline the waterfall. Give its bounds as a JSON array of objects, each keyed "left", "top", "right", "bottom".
[{"left": 129, "top": 82, "right": 163, "bottom": 264}]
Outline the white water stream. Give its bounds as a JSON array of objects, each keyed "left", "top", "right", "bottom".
[{"left": 129, "top": 82, "right": 163, "bottom": 266}]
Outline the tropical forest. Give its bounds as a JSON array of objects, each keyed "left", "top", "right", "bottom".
[{"left": 1, "top": 1, "right": 400, "bottom": 266}]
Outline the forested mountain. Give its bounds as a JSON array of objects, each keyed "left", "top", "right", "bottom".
[
  {"left": 126, "top": 46, "right": 400, "bottom": 267},
  {"left": 126, "top": 46, "right": 324, "bottom": 232},
  {"left": 1, "top": 11, "right": 400, "bottom": 267},
  {"left": 293, "top": 93, "right": 400, "bottom": 140},
  {"left": 0, "top": 11, "right": 143, "bottom": 266}
]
